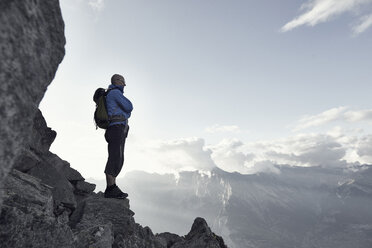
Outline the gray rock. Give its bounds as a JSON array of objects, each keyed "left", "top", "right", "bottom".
[
  {"left": 172, "top": 217, "right": 227, "bottom": 248},
  {"left": 12, "top": 148, "right": 41, "bottom": 172},
  {"left": 73, "top": 223, "right": 114, "bottom": 248},
  {"left": 0, "top": 169, "right": 73, "bottom": 248},
  {"left": 28, "top": 161, "right": 77, "bottom": 210},
  {"left": 156, "top": 232, "right": 183, "bottom": 248},
  {"left": 70, "top": 194, "right": 165, "bottom": 248},
  {"left": 30, "top": 109, "right": 57, "bottom": 155},
  {"left": 42, "top": 151, "right": 85, "bottom": 182},
  {"left": 0, "top": 0, "right": 65, "bottom": 208},
  {"left": 75, "top": 180, "right": 96, "bottom": 195}
]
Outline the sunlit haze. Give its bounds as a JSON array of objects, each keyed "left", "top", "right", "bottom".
[{"left": 40, "top": 0, "right": 372, "bottom": 179}]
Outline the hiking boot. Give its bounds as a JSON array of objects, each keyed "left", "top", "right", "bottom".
[{"left": 104, "top": 184, "right": 128, "bottom": 199}]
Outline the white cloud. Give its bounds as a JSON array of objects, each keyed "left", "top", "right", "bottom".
[
  {"left": 247, "top": 133, "right": 350, "bottom": 168},
  {"left": 121, "top": 108, "right": 372, "bottom": 176},
  {"left": 352, "top": 14, "right": 372, "bottom": 34},
  {"left": 205, "top": 124, "right": 241, "bottom": 134},
  {"left": 344, "top": 109, "right": 372, "bottom": 121},
  {"left": 127, "top": 126, "right": 370, "bottom": 176},
  {"left": 208, "top": 139, "right": 255, "bottom": 173},
  {"left": 88, "top": 0, "right": 105, "bottom": 11},
  {"left": 155, "top": 137, "right": 216, "bottom": 172},
  {"left": 356, "top": 135, "right": 372, "bottom": 163},
  {"left": 265, "top": 135, "right": 347, "bottom": 167},
  {"left": 60, "top": 0, "right": 106, "bottom": 12},
  {"left": 206, "top": 132, "right": 355, "bottom": 173},
  {"left": 282, "top": 0, "right": 372, "bottom": 34},
  {"left": 293, "top": 107, "right": 372, "bottom": 131},
  {"left": 293, "top": 107, "right": 348, "bottom": 131}
]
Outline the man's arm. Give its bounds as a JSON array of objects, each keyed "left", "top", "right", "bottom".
[{"left": 113, "top": 91, "right": 133, "bottom": 114}]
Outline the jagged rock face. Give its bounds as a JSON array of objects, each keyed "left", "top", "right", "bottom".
[
  {"left": 0, "top": 0, "right": 65, "bottom": 208},
  {"left": 0, "top": 169, "right": 74, "bottom": 248},
  {"left": 158, "top": 218, "right": 227, "bottom": 248},
  {"left": 0, "top": 1, "right": 228, "bottom": 246},
  {"left": 0, "top": 108, "right": 227, "bottom": 247},
  {"left": 14, "top": 109, "right": 87, "bottom": 211},
  {"left": 70, "top": 194, "right": 165, "bottom": 248}
]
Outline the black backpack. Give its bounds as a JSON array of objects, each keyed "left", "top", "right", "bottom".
[{"left": 93, "top": 88, "right": 111, "bottom": 129}]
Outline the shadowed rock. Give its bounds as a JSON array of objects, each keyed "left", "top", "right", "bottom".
[
  {"left": 30, "top": 109, "right": 57, "bottom": 155},
  {"left": 28, "top": 160, "right": 77, "bottom": 210},
  {"left": 158, "top": 217, "right": 227, "bottom": 248},
  {"left": 0, "top": 1, "right": 228, "bottom": 247},
  {"left": 0, "top": 0, "right": 65, "bottom": 209},
  {"left": 0, "top": 169, "right": 73, "bottom": 248},
  {"left": 70, "top": 193, "right": 165, "bottom": 248}
]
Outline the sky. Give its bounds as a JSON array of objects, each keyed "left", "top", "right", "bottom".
[{"left": 40, "top": 0, "right": 372, "bottom": 179}]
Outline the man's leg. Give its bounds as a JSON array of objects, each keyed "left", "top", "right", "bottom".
[
  {"left": 104, "top": 125, "right": 128, "bottom": 199},
  {"left": 104, "top": 125, "right": 122, "bottom": 178},
  {"left": 106, "top": 173, "right": 116, "bottom": 186}
]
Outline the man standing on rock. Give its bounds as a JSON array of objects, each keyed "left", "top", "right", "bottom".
[{"left": 104, "top": 74, "right": 133, "bottom": 199}]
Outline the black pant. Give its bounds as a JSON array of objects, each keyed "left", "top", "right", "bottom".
[{"left": 104, "top": 124, "right": 129, "bottom": 177}]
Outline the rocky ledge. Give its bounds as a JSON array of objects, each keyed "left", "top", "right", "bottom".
[
  {"left": 0, "top": 0, "right": 227, "bottom": 247},
  {"left": 0, "top": 111, "right": 227, "bottom": 248}
]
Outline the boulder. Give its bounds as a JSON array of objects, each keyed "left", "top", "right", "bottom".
[
  {"left": 0, "top": 169, "right": 73, "bottom": 248},
  {"left": 156, "top": 232, "right": 184, "bottom": 248},
  {"left": 30, "top": 109, "right": 57, "bottom": 155},
  {"left": 73, "top": 223, "right": 114, "bottom": 248},
  {"left": 12, "top": 148, "right": 41, "bottom": 172},
  {"left": 0, "top": 0, "right": 65, "bottom": 208},
  {"left": 42, "top": 151, "right": 85, "bottom": 182},
  {"left": 171, "top": 217, "right": 227, "bottom": 248},
  {"left": 70, "top": 194, "right": 164, "bottom": 248},
  {"left": 75, "top": 180, "right": 96, "bottom": 195},
  {"left": 28, "top": 161, "right": 77, "bottom": 210}
]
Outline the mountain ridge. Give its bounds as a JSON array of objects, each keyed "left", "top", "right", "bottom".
[{"left": 106, "top": 164, "right": 372, "bottom": 248}]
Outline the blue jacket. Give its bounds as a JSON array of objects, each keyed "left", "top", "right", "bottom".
[{"left": 106, "top": 84, "right": 133, "bottom": 126}]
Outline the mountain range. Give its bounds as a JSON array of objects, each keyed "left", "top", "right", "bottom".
[{"left": 91, "top": 165, "right": 372, "bottom": 248}]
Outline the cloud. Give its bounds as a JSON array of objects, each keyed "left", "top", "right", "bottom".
[
  {"left": 344, "top": 109, "right": 372, "bottom": 121},
  {"left": 352, "top": 14, "right": 372, "bottom": 34},
  {"left": 206, "top": 132, "right": 353, "bottom": 174},
  {"left": 133, "top": 126, "right": 370, "bottom": 176},
  {"left": 208, "top": 139, "right": 255, "bottom": 173},
  {"left": 155, "top": 137, "right": 217, "bottom": 172},
  {"left": 293, "top": 107, "right": 348, "bottom": 131},
  {"left": 128, "top": 107, "right": 372, "bottom": 176},
  {"left": 265, "top": 134, "right": 347, "bottom": 167},
  {"left": 205, "top": 124, "right": 241, "bottom": 134},
  {"left": 293, "top": 107, "right": 372, "bottom": 131},
  {"left": 356, "top": 135, "right": 372, "bottom": 163},
  {"left": 281, "top": 0, "right": 372, "bottom": 34},
  {"left": 88, "top": 0, "right": 105, "bottom": 11}
]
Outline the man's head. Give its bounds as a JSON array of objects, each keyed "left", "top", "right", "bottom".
[{"left": 111, "top": 74, "right": 126, "bottom": 87}]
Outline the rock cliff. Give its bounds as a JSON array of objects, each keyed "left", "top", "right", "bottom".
[
  {"left": 0, "top": 0, "right": 65, "bottom": 208},
  {"left": 0, "top": 110, "right": 227, "bottom": 248},
  {"left": 0, "top": 1, "right": 227, "bottom": 247}
]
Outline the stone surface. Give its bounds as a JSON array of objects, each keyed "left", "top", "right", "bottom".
[
  {"left": 28, "top": 160, "right": 77, "bottom": 210},
  {"left": 75, "top": 180, "right": 96, "bottom": 195},
  {"left": 42, "top": 151, "right": 85, "bottom": 182},
  {"left": 171, "top": 217, "right": 227, "bottom": 248},
  {"left": 12, "top": 148, "right": 41, "bottom": 172},
  {"left": 70, "top": 194, "right": 165, "bottom": 248},
  {"left": 0, "top": 1, "right": 228, "bottom": 247},
  {"left": 73, "top": 223, "right": 114, "bottom": 248},
  {"left": 156, "top": 232, "right": 184, "bottom": 248},
  {"left": 0, "top": 169, "right": 73, "bottom": 248},
  {"left": 0, "top": 0, "right": 65, "bottom": 208},
  {"left": 1, "top": 169, "right": 227, "bottom": 248},
  {"left": 30, "top": 109, "right": 57, "bottom": 154}
]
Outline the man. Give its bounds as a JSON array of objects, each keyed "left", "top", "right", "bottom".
[{"left": 104, "top": 74, "right": 133, "bottom": 199}]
